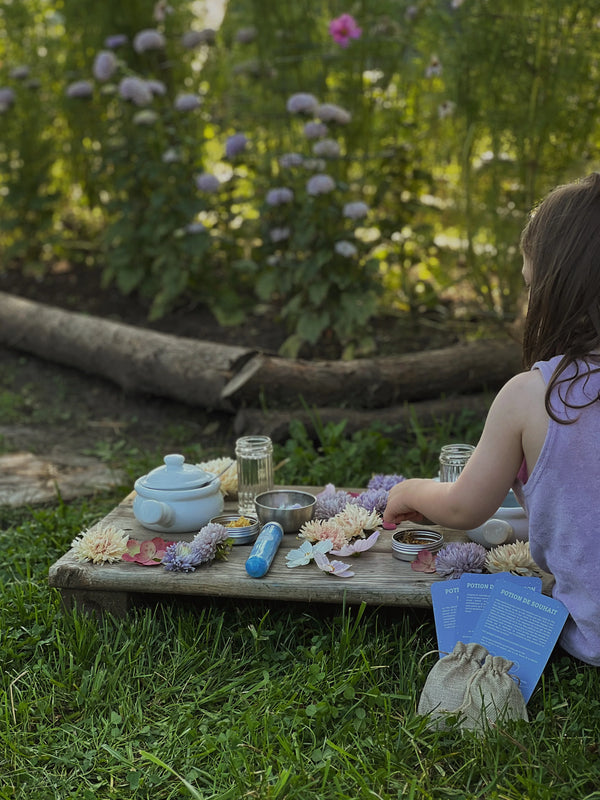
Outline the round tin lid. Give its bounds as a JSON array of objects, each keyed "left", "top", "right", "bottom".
[{"left": 140, "top": 454, "right": 213, "bottom": 491}]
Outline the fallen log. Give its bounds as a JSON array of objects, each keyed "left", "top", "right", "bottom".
[
  {"left": 234, "top": 393, "right": 495, "bottom": 443},
  {"left": 223, "top": 338, "right": 521, "bottom": 408},
  {"left": 0, "top": 291, "right": 258, "bottom": 411},
  {"left": 0, "top": 291, "right": 521, "bottom": 412}
]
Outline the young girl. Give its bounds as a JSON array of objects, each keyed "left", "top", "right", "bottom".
[{"left": 384, "top": 173, "right": 600, "bottom": 667}]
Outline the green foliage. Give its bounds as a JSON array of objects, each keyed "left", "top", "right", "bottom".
[{"left": 274, "top": 407, "right": 485, "bottom": 487}]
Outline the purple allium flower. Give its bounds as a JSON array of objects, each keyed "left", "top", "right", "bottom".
[
  {"left": 312, "top": 139, "right": 341, "bottom": 158},
  {"left": 269, "top": 227, "right": 290, "bottom": 243},
  {"left": 225, "top": 133, "right": 248, "bottom": 158},
  {"left": 65, "top": 80, "right": 93, "bottom": 99},
  {"left": 334, "top": 240, "right": 357, "bottom": 258},
  {"left": 147, "top": 79, "right": 166, "bottom": 96},
  {"left": 235, "top": 26, "right": 257, "bottom": 44},
  {"left": 314, "top": 484, "right": 352, "bottom": 520},
  {"left": 133, "top": 109, "right": 158, "bottom": 125},
  {"left": 118, "top": 77, "right": 153, "bottom": 106},
  {"left": 186, "top": 222, "right": 206, "bottom": 235},
  {"left": 105, "top": 34, "right": 128, "bottom": 49},
  {"left": 278, "top": 153, "right": 304, "bottom": 168},
  {"left": 133, "top": 29, "right": 166, "bottom": 54},
  {"left": 195, "top": 172, "right": 220, "bottom": 193},
  {"left": 343, "top": 201, "right": 369, "bottom": 220},
  {"left": 266, "top": 187, "right": 294, "bottom": 206},
  {"left": 351, "top": 488, "right": 389, "bottom": 515},
  {"left": 181, "top": 29, "right": 216, "bottom": 48},
  {"left": 0, "top": 87, "right": 16, "bottom": 110},
  {"left": 10, "top": 65, "right": 30, "bottom": 80},
  {"left": 175, "top": 93, "right": 202, "bottom": 111},
  {"left": 286, "top": 93, "right": 319, "bottom": 115},
  {"left": 93, "top": 51, "right": 117, "bottom": 82},
  {"left": 316, "top": 103, "right": 351, "bottom": 124},
  {"left": 367, "top": 474, "right": 405, "bottom": 491},
  {"left": 303, "top": 121, "right": 328, "bottom": 139},
  {"left": 191, "top": 522, "right": 229, "bottom": 561},
  {"left": 306, "top": 174, "right": 336, "bottom": 196},
  {"left": 162, "top": 541, "right": 201, "bottom": 572},
  {"left": 435, "top": 542, "right": 487, "bottom": 579}
]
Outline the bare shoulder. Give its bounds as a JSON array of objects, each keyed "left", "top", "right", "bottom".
[{"left": 492, "top": 369, "right": 545, "bottom": 413}]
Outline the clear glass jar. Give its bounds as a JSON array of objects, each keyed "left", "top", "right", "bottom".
[
  {"left": 439, "top": 443, "right": 475, "bottom": 482},
  {"left": 235, "top": 435, "right": 274, "bottom": 515}
]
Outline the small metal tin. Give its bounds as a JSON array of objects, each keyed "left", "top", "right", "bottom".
[
  {"left": 391, "top": 529, "right": 444, "bottom": 562},
  {"left": 210, "top": 513, "right": 260, "bottom": 545}
]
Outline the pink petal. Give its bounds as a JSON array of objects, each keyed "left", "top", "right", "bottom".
[
  {"left": 382, "top": 521, "right": 396, "bottom": 530},
  {"left": 126, "top": 538, "right": 141, "bottom": 555},
  {"left": 410, "top": 549, "right": 437, "bottom": 573},
  {"left": 140, "top": 540, "right": 158, "bottom": 559}
]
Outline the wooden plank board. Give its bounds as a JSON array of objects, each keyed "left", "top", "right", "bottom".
[{"left": 48, "top": 488, "right": 468, "bottom": 615}]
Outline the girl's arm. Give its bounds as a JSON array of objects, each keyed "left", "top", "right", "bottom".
[{"left": 383, "top": 370, "right": 545, "bottom": 530}]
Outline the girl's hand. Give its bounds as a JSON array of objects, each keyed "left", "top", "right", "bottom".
[{"left": 383, "top": 480, "right": 425, "bottom": 525}]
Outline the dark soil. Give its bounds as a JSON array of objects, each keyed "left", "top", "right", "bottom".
[{"left": 0, "top": 262, "right": 469, "bottom": 461}]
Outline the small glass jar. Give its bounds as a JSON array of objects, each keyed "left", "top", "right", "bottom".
[
  {"left": 439, "top": 443, "right": 475, "bottom": 482},
  {"left": 235, "top": 435, "right": 274, "bottom": 515}
]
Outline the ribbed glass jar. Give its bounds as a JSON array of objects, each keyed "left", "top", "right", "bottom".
[
  {"left": 235, "top": 435, "right": 274, "bottom": 515},
  {"left": 439, "top": 443, "right": 475, "bottom": 482}
]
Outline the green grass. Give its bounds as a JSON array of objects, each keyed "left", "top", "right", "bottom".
[{"left": 2, "top": 428, "right": 600, "bottom": 799}]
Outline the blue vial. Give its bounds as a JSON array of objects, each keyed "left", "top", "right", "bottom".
[{"left": 245, "top": 522, "right": 284, "bottom": 578}]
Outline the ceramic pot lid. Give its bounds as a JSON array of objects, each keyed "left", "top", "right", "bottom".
[{"left": 140, "top": 454, "right": 213, "bottom": 490}]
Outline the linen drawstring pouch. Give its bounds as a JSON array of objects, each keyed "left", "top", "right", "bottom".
[{"left": 417, "top": 641, "right": 528, "bottom": 731}]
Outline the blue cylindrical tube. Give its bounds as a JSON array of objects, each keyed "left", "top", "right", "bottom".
[{"left": 245, "top": 522, "right": 284, "bottom": 578}]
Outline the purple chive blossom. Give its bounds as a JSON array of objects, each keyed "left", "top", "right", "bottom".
[
  {"left": 133, "top": 29, "right": 166, "bottom": 54},
  {"left": 367, "top": 474, "right": 405, "bottom": 491},
  {"left": 314, "top": 484, "right": 353, "bottom": 520},
  {"left": 118, "top": 77, "right": 153, "bottom": 106},
  {"left": 351, "top": 488, "right": 389, "bottom": 515},
  {"left": 105, "top": 34, "right": 128, "bottom": 49},
  {"left": 225, "top": 133, "right": 248, "bottom": 158},
  {"left": 269, "top": 227, "right": 290, "bottom": 243},
  {"left": 186, "top": 222, "right": 206, "bottom": 234},
  {"left": 0, "top": 87, "right": 16, "bottom": 110},
  {"left": 435, "top": 542, "right": 487, "bottom": 579},
  {"left": 147, "top": 79, "right": 167, "bottom": 96},
  {"left": 175, "top": 93, "right": 202, "bottom": 111},
  {"left": 266, "top": 187, "right": 294, "bottom": 206},
  {"left": 334, "top": 241, "right": 358, "bottom": 258},
  {"left": 286, "top": 92, "right": 319, "bottom": 114},
  {"left": 10, "top": 65, "right": 30, "bottom": 80},
  {"left": 312, "top": 139, "right": 341, "bottom": 158},
  {"left": 181, "top": 29, "right": 216, "bottom": 48},
  {"left": 65, "top": 80, "right": 93, "bottom": 99},
  {"left": 343, "top": 201, "right": 369, "bottom": 220},
  {"left": 316, "top": 103, "right": 351, "bottom": 124},
  {"left": 195, "top": 172, "right": 220, "bottom": 193},
  {"left": 93, "top": 51, "right": 117, "bottom": 82},
  {"left": 303, "top": 121, "right": 329, "bottom": 139},
  {"left": 307, "top": 174, "right": 336, "bottom": 196},
  {"left": 279, "top": 153, "right": 304, "bottom": 168}
]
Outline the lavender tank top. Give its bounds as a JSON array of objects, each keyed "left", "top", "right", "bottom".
[{"left": 517, "top": 355, "right": 600, "bottom": 665}]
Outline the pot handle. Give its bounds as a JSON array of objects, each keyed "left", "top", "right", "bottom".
[{"left": 138, "top": 499, "right": 175, "bottom": 528}]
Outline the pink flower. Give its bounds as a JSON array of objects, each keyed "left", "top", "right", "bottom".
[
  {"left": 411, "top": 549, "right": 437, "bottom": 573},
  {"left": 313, "top": 552, "right": 355, "bottom": 577},
  {"left": 329, "top": 14, "right": 362, "bottom": 48},
  {"left": 331, "top": 530, "right": 380, "bottom": 557},
  {"left": 122, "top": 537, "right": 174, "bottom": 566}
]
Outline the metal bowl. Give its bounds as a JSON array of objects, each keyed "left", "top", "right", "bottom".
[
  {"left": 254, "top": 489, "right": 317, "bottom": 533},
  {"left": 391, "top": 529, "right": 444, "bottom": 562},
  {"left": 209, "top": 513, "right": 260, "bottom": 545}
]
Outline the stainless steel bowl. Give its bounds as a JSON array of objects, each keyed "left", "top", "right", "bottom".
[{"left": 254, "top": 489, "right": 316, "bottom": 533}]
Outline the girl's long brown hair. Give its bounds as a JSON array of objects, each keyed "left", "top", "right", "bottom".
[{"left": 520, "top": 173, "right": 600, "bottom": 422}]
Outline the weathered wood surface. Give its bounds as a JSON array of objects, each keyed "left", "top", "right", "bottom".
[
  {"left": 234, "top": 394, "right": 494, "bottom": 442},
  {"left": 48, "top": 487, "right": 468, "bottom": 615},
  {"left": 0, "top": 291, "right": 521, "bottom": 412}
]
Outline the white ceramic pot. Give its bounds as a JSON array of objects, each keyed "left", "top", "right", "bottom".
[
  {"left": 133, "top": 453, "right": 224, "bottom": 533},
  {"left": 466, "top": 490, "right": 529, "bottom": 549}
]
